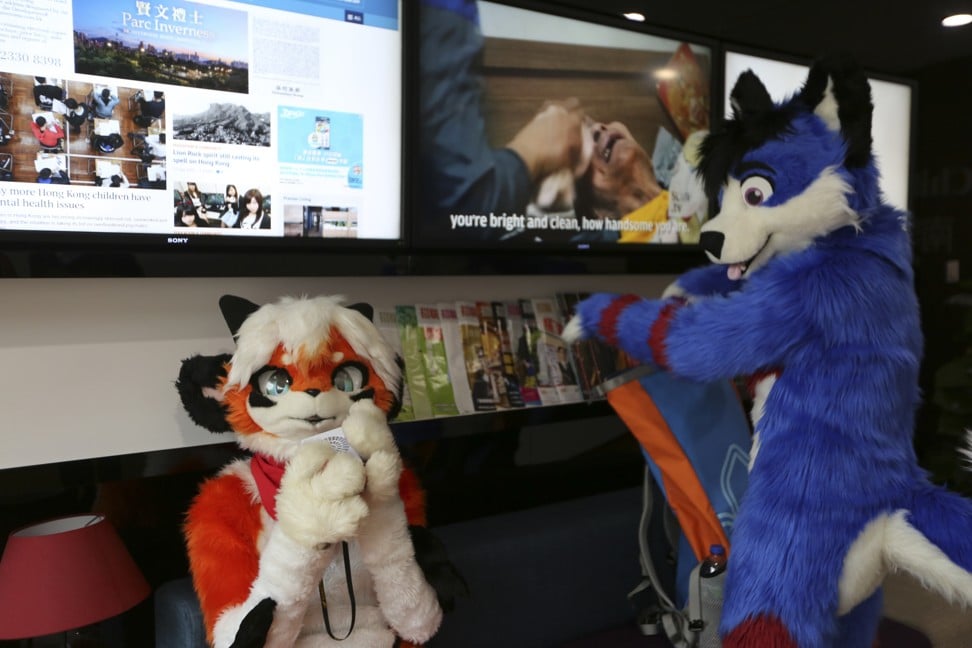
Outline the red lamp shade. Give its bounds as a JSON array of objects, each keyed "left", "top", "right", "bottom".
[{"left": 0, "top": 514, "right": 150, "bottom": 638}]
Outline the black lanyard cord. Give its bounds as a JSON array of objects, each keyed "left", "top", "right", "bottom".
[{"left": 319, "top": 541, "right": 356, "bottom": 640}]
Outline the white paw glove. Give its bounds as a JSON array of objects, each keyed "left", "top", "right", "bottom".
[
  {"left": 343, "top": 399, "right": 402, "bottom": 503},
  {"left": 275, "top": 442, "right": 369, "bottom": 550},
  {"left": 661, "top": 280, "right": 688, "bottom": 300}
]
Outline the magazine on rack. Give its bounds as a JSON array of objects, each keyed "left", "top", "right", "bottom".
[
  {"left": 476, "top": 300, "right": 516, "bottom": 410},
  {"left": 373, "top": 304, "right": 415, "bottom": 422},
  {"left": 395, "top": 305, "right": 434, "bottom": 420},
  {"left": 437, "top": 301, "right": 476, "bottom": 414},
  {"left": 455, "top": 300, "right": 497, "bottom": 412},
  {"left": 518, "top": 298, "right": 561, "bottom": 406},
  {"left": 490, "top": 301, "right": 525, "bottom": 408},
  {"left": 502, "top": 299, "right": 542, "bottom": 407},
  {"left": 414, "top": 303, "right": 460, "bottom": 417},
  {"left": 530, "top": 296, "right": 584, "bottom": 404}
]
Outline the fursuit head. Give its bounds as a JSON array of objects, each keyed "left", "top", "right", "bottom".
[
  {"left": 564, "top": 54, "right": 972, "bottom": 648},
  {"left": 177, "top": 295, "right": 461, "bottom": 648}
]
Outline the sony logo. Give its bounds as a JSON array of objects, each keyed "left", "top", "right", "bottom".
[{"left": 167, "top": 237, "right": 189, "bottom": 244}]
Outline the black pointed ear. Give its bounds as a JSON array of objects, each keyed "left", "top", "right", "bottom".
[
  {"left": 799, "top": 53, "right": 873, "bottom": 167},
  {"left": 219, "top": 295, "right": 261, "bottom": 339},
  {"left": 346, "top": 302, "right": 374, "bottom": 322},
  {"left": 729, "top": 70, "right": 774, "bottom": 120},
  {"left": 176, "top": 354, "right": 234, "bottom": 433}
]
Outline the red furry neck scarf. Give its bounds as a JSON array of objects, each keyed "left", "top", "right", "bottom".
[{"left": 250, "top": 453, "right": 287, "bottom": 519}]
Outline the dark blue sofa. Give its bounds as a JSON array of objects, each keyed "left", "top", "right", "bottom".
[{"left": 155, "top": 487, "right": 652, "bottom": 647}]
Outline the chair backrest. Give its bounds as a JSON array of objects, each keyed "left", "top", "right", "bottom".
[{"left": 154, "top": 577, "right": 207, "bottom": 648}]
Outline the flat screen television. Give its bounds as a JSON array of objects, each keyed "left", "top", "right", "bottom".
[
  {"left": 0, "top": 0, "right": 404, "bottom": 269},
  {"left": 723, "top": 49, "right": 914, "bottom": 212},
  {"left": 412, "top": 0, "right": 716, "bottom": 252}
]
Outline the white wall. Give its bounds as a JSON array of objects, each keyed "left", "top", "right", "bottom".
[{"left": 0, "top": 273, "right": 675, "bottom": 469}]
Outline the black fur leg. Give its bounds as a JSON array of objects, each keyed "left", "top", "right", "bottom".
[
  {"left": 409, "top": 525, "right": 469, "bottom": 613},
  {"left": 229, "top": 597, "right": 276, "bottom": 648}
]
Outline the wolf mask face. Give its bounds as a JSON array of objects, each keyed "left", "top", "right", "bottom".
[{"left": 696, "top": 54, "right": 877, "bottom": 280}]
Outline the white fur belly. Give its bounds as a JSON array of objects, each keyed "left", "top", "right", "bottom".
[{"left": 747, "top": 373, "right": 776, "bottom": 470}]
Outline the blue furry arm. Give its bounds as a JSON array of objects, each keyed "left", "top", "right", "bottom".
[
  {"left": 564, "top": 292, "right": 668, "bottom": 368},
  {"left": 566, "top": 275, "right": 817, "bottom": 382}
]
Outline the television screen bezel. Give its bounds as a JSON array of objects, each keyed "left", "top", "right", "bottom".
[{"left": 407, "top": 0, "right": 720, "bottom": 256}]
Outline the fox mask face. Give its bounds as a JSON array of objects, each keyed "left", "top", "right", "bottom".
[
  {"left": 177, "top": 294, "right": 403, "bottom": 460},
  {"left": 696, "top": 54, "right": 877, "bottom": 280}
]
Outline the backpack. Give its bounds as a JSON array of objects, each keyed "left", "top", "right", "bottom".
[{"left": 596, "top": 365, "right": 752, "bottom": 647}]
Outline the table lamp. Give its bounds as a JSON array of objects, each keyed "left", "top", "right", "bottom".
[{"left": 0, "top": 513, "right": 150, "bottom": 641}]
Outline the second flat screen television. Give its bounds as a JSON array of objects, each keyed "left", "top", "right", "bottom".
[{"left": 414, "top": 0, "right": 714, "bottom": 250}]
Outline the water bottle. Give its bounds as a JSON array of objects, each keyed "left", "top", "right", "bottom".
[{"left": 697, "top": 544, "right": 727, "bottom": 647}]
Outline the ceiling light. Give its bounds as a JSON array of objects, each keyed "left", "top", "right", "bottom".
[
  {"left": 623, "top": 12, "right": 646, "bottom": 22},
  {"left": 942, "top": 13, "right": 972, "bottom": 27}
]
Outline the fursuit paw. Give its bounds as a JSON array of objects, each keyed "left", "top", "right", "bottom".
[
  {"left": 562, "top": 313, "right": 586, "bottom": 343},
  {"left": 382, "top": 580, "right": 444, "bottom": 645},
  {"left": 276, "top": 442, "right": 369, "bottom": 550},
  {"left": 343, "top": 398, "right": 398, "bottom": 460},
  {"left": 661, "top": 280, "right": 688, "bottom": 300},
  {"left": 363, "top": 448, "right": 403, "bottom": 503},
  {"left": 563, "top": 292, "right": 634, "bottom": 344},
  {"left": 562, "top": 293, "right": 627, "bottom": 344}
]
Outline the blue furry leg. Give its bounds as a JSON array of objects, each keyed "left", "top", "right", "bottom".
[
  {"left": 836, "top": 589, "right": 882, "bottom": 648},
  {"left": 906, "top": 483, "right": 972, "bottom": 574}
]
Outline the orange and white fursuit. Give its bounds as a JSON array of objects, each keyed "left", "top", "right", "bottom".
[{"left": 177, "top": 295, "right": 444, "bottom": 648}]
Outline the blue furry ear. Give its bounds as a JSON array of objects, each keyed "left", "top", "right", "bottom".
[
  {"left": 799, "top": 53, "right": 873, "bottom": 167},
  {"left": 219, "top": 294, "right": 260, "bottom": 339}
]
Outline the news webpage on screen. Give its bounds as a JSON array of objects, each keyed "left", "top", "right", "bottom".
[
  {"left": 0, "top": 0, "right": 402, "bottom": 241},
  {"left": 416, "top": 1, "right": 712, "bottom": 249}
]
